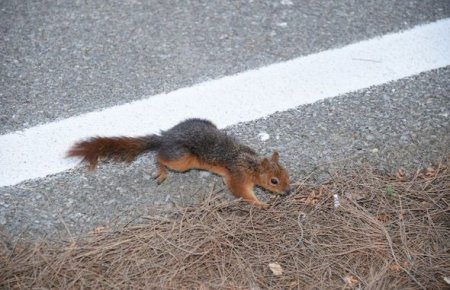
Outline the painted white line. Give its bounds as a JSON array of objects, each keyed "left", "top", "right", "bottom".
[{"left": 1, "top": 19, "right": 450, "bottom": 187}]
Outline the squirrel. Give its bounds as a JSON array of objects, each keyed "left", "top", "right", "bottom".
[{"left": 67, "top": 118, "right": 291, "bottom": 209}]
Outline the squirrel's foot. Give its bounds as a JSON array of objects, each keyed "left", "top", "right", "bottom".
[
  {"left": 154, "top": 169, "right": 168, "bottom": 184},
  {"left": 255, "top": 202, "right": 270, "bottom": 209},
  {"left": 155, "top": 175, "right": 167, "bottom": 184},
  {"left": 245, "top": 199, "right": 269, "bottom": 209}
]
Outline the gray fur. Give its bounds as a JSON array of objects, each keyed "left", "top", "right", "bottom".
[{"left": 152, "top": 119, "right": 258, "bottom": 170}]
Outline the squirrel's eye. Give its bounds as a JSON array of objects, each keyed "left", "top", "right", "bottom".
[{"left": 270, "top": 177, "right": 279, "bottom": 185}]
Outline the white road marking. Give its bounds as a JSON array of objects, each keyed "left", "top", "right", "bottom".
[{"left": 1, "top": 18, "right": 449, "bottom": 187}]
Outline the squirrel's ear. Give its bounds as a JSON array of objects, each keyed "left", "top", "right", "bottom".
[
  {"left": 261, "top": 158, "right": 271, "bottom": 169},
  {"left": 271, "top": 151, "right": 279, "bottom": 163}
]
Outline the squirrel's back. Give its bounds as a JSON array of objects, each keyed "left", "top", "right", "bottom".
[{"left": 158, "top": 119, "right": 257, "bottom": 169}]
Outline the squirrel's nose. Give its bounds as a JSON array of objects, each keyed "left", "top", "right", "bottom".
[{"left": 284, "top": 185, "right": 293, "bottom": 195}]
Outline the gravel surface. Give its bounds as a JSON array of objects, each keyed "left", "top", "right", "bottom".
[
  {"left": 1, "top": 0, "right": 449, "bottom": 134},
  {"left": 1, "top": 67, "right": 448, "bottom": 241}
]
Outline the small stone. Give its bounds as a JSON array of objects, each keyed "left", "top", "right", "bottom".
[
  {"left": 280, "top": 0, "right": 293, "bottom": 5},
  {"left": 365, "top": 135, "right": 375, "bottom": 141},
  {"left": 199, "top": 171, "right": 211, "bottom": 178},
  {"left": 258, "top": 132, "right": 270, "bottom": 141},
  {"left": 0, "top": 214, "right": 7, "bottom": 225}
]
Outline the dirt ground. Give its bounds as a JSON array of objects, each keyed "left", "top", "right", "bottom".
[{"left": 1, "top": 160, "right": 449, "bottom": 289}]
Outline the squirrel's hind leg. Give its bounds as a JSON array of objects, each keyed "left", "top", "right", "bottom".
[
  {"left": 154, "top": 160, "right": 169, "bottom": 184},
  {"left": 155, "top": 153, "right": 200, "bottom": 184}
]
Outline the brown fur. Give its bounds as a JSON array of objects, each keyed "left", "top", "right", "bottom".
[
  {"left": 67, "top": 137, "right": 150, "bottom": 170},
  {"left": 67, "top": 119, "right": 290, "bottom": 208}
]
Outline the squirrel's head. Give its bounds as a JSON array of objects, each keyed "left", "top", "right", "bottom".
[{"left": 256, "top": 151, "right": 291, "bottom": 195}]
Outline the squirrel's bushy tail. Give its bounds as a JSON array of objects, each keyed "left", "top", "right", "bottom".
[{"left": 67, "top": 135, "right": 162, "bottom": 170}]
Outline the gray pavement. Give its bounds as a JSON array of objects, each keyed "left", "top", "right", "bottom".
[
  {"left": 1, "top": 0, "right": 449, "bottom": 134},
  {"left": 0, "top": 1, "right": 449, "bottom": 242},
  {"left": 1, "top": 67, "right": 449, "bottom": 241}
]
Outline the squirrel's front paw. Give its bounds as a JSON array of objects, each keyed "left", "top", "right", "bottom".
[{"left": 255, "top": 202, "right": 270, "bottom": 210}]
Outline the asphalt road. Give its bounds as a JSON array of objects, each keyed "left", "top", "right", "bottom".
[
  {"left": 0, "top": 0, "right": 449, "bottom": 241},
  {"left": 1, "top": 0, "right": 449, "bottom": 134}
]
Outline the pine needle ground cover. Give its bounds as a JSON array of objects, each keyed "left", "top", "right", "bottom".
[{"left": 1, "top": 161, "right": 449, "bottom": 289}]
